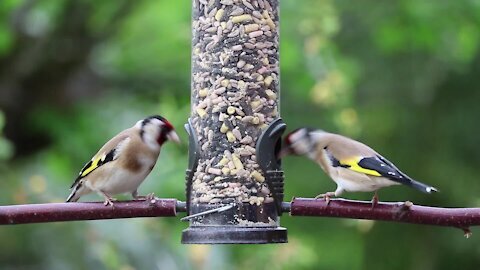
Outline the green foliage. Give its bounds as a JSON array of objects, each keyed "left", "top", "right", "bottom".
[
  {"left": 1, "top": 0, "right": 480, "bottom": 269},
  {"left": 370, "top": 0, "right": 480, "bottom": 65},
  {"left": 0, "top": 24, "right": 13, "bottom": 56}
]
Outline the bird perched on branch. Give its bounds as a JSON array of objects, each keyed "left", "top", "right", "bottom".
[
  {"left": 279, "top": 128, "right": 437, "bottom": 206},
  {"left": 66, "top": 115, "right": 180, "bottom": 206}
]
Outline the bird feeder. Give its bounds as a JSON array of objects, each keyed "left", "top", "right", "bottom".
[{"left": 182, "top": 0, "right": 287, "bottom": 244}]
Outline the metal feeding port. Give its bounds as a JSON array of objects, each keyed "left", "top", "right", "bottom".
[{"left": 182, "top": 0, "right": 285, "bottom": 244}]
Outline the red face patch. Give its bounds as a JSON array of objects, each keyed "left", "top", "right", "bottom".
[
  {"left": 284, "top": 132, "right": 293, "bottom": 146},
  {"left": 284, "top": 128, "right": 304, "bottom": 146},
  {"left": 162, "top": 119, "right": 174, "bottom": 131},
  {"left": 148, "top": 115, "right": 174, "bottom": 131}
]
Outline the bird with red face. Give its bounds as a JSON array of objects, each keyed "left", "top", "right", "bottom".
[
  {"left": 66, "top": 115, "right": 180, "bottom": 206},
  {"left": 279, "top": 128, "right": 437, "bottom": 206}
]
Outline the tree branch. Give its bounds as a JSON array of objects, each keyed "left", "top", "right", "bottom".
[
  {"left": 288, "top": 198, "right": 480, "bottom": 237},
  {"left": 0, "top": 199, "right": 181, "bottom": 225},
  {"left": 2, "top": 197, "right": 480, "bottom": 238}
]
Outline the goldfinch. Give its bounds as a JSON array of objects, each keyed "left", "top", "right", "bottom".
[
  {"left": 279, "top": 128, "right": 437, "bottom": 205},
  {"left": 66, "top": 115, "right": 180, "bottom": 206}
]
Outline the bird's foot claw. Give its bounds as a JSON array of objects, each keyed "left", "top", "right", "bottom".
[
  {"left": 133, "top": 192, "right": 157, "bottom": 204},
  {"left": 100, "top": 191, "right": 117, "bottom": 207},
  {"left": 133, "top": 192, "right": 155, "bottom": 201},
  {"left": 103, "top": 197, "right": 117, "bottom": 207},
  {"left": 315, "top": 192, "right": 336, "bottom": 205},
  {"left": 146, "top": 192, "right": 155, "bottom": 201},
  {"left": 146, "top": 193, "right": 157, "bottom": 204}
]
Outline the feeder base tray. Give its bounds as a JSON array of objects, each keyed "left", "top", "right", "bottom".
[{"left": 181, "top": 226, "right": 287, "bottom": 244}]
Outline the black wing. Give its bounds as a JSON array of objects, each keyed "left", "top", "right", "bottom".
[
  {"left": 70, "top": 148, "right": 117, "bottom": 188},
  {"left": 357, "top": 155, "right": 411, "bottom": 185}
]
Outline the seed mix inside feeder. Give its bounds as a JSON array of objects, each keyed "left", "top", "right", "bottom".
[{"left": 182, "top": 0, "right": 287, "bottom": 244}]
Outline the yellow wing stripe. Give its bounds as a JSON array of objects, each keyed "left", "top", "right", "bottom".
[
  {"left": 341, "top": 158, "right": 382, "bottom": 177},
  {"left": 80, "top": 156, "right": 102, "bottom": 177}
]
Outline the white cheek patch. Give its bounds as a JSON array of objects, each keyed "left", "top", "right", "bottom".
[
  {"left": 289, "top": 129, "right": 308, "bottom": 142},
  {"left": 142, "top": 123, "right": 162, "bottom": 150},
  {"left": 294, "top": 141, "right": 310, "bottom": 155},
  {"left": 144, "top": 125, "right": 158, "bottom": 137},
  {"left": 288, "top": 129, "right": 313, "bottom": 155}
]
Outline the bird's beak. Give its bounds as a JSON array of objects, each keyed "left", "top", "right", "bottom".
[
  {"left": 277, "top": 146, "right": 291, "bottom": 159},
  {"left": 166, "top": 130, "right": 181, "bottom": 144}
]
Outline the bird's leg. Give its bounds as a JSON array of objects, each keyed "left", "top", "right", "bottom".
[
  {"left": 371, "top": 191, "right": 379, "bottom": 209},
  {"left": 314, "top": 187, "right": 344, "bottom": 205},
  {"left": 145, "top": 192, "right": 155, "bottom": 201},
  {"left": 315, "top": 192, "right": 336, "bottom": 205},
  {"left": 100, "top": 191, "right": 117, "bottom": 207},
  {"left": 132, "top": 190, "right": 155, "bottom": 201}
]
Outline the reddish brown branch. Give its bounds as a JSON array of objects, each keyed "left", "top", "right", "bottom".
[
  {"left": 3, "top": 197, "right": 480, "bottom": 237},
  {"left": 0, "top": 199, "right": 179, "bottom": 225},
  {"left": 289, "top": 198, "right": 480, "bottom": 235}
]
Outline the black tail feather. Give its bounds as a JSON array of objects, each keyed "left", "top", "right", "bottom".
[
  {"left": 408, "top": 179, "right": 438, "bottom": 194},
  {"left": 66, "top": 181, "right": 83, "bottom": 202}
]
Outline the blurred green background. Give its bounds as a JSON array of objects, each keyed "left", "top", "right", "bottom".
[{"left": 1, "top": 0, "right": 480, "bottom": 269}]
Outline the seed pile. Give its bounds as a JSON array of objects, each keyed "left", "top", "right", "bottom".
[{"left": 191, "top": 0, "right": 279, "bottom": 207}]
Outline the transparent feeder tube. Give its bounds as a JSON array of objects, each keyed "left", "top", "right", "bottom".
[{"left": 184, "top": 0, "right": 286, "bottom": 244}]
